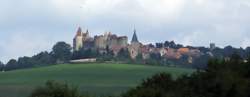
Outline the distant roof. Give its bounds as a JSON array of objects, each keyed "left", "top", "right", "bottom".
[{"left": 131, "top": 29, "right": 139, "bottom": 43}]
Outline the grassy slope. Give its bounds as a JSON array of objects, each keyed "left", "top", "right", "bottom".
[{"left": 0, "top": 63, "right": 194, "bottom": 97}]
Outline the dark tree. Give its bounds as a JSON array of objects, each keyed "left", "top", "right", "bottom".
[
  {"left": 17, "top": 56, "right": 35, "bottom": 69},
  {"left": 5, "top": 59, "right": 18, "bottom": 71},
  {"left": 145, "top": 53, "right": 162, "bottom": 65},
  {"left": 0, "top": 61, "right": 4, "bottom": 71},
  {"left": 29, "top": 80, "right": 86, "bottom": 97},
  {"left": 135, "top": 53, "right": 143, "bottom": 64},
  {"left": 155, "top": 43, "right": 163, "bottom": 48},
  {"left": 123, "top": 73, "right": 175, "bottom": 97},
  {"left": 32, "top": 51, "right": 55, "bottom": 66},
  {"left": 148, "top": 43, "right": 155, "bottom": 48},
  {"left": 116, "top": 48, "right": 130, "bottom": 62},
  {"left": 72, "top": 48, "right": 98, "bottom": 60},
  {"left": 52, "top": 42, "right": 72, "bottom": 63},
  {"left": 123, "top": 53, "right": 250, "bottom": 97},
  {"left": 223, "top": 45, "right": 235, "bottom": 57}
]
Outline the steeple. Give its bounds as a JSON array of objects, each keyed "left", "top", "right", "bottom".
[
  {"left": 76, "top": 27, "right": 82, "bottom": 36},
  {"left": 86, "top": 29, "right": 89, "bottom": 34},
  {"left": 131, "top": 29, "right": 139, "bottom": 43}
]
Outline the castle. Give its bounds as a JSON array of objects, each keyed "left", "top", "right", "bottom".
[
  {"left": 73, "top": 27, "right": 202, "bottom": 62},
  {"left": 73, "top": 27, "right": 133, "bottom": 56}
]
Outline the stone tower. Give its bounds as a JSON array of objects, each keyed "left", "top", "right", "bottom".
[
  {"left": 129, "top": 29, "right": 141, "bottom": 59},
  {"left": 210, "top": 43, "right": 216, "bottom": 50},
  {"left": 73, "top": 27, "right": 83, "bottom": 51}
]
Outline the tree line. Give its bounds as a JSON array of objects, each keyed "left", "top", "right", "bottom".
[{"left": 1, "top": 42, "right": 72, "bottom": 71}]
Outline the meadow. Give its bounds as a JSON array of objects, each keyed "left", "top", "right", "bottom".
[{"left": 0, "top": 63, "right": 194, "bottom": 97}]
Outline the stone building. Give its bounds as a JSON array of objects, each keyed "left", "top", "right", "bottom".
[
  {"left": 73, "top": 27, "right": 128, "bottom": 54},
  {"left": 94, "top": 32, "right": 128, "bottom": 55},
  {"left": 141, "top": 45, "right": 151, "bottom": 59},
  {"left": 73, "top": 27, "right": 94, "bottom": 51}
]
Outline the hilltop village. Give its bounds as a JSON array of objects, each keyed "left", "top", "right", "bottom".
[
  {"left": 73, "top": 27, "right": 204, "bottom": 65},
  {"left": 2, "top": 27, "right": 250, "bottom": 71}
]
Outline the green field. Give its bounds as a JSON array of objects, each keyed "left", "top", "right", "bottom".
[{"left": 0, "top": 63, "right": 194, "bottom": 97}]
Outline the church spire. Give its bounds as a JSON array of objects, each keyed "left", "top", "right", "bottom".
[
  {"left": 86, "top": 29, "right": 89, "bottom": 34},
  {"left": 131, "top": 29, "right": 139, "bottom": 43}
]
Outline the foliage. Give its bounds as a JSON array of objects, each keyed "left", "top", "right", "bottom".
[
  {"left": 4, "top": 42, "right": 72, "bottom": 71},
  {"left": 32, "top": 51, "right": 55, "bottom": 66},
  {"left": 17, "top": 57, "right": 35, "bottom": 69},
  {"left": 96, "top": 46, "right": 115, "bottom": 62},
  {"left": 123, "top": 73, "right": 175, "bottom": 97},
  {"left": 123, "top": 53, "right": 250, "bottom": 97},
  {"left": 5, "top": 59, "right": 18, "bottom": 71},
  {"left": 29, "top": 80, "right": 85, "bottom": 97},
  {"left": 144, "top": 53, "right": 161, "bottom": 65},
  {"left": 134, "top": 53, "right": 143, "bottom": 64},
  {"left": 115, "top": 48, "right": 131, "bottom": 62},
  {"left": 72, "top": 48, "right": 97, "bottom": 59},
  {"left": 4, "top": 52, "right": 55, "bottom": 71},
  {"left": 0, "top": 61, "right": 4, "bottom": 71},
  {"left": 51, "top": 41, "right": 72, "bottom": 63}
]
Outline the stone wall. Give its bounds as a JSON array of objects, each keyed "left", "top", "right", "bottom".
[{"left": 94, "top": 33, "right": 128, "bottom": 53}]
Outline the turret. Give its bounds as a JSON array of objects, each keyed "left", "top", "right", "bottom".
[{"left": 73, "top": 27, "right": 83, "bottom": 51}]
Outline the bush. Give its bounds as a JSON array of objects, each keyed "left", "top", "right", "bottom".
[
  {"left": 122, "top": 53, "right": 250, "bottom": 97},
  {"left": 29, "top": 80, "right": 88, "bottom": 97}
]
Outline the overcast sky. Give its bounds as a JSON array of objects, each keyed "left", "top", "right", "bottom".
[{"left": 0, "top": 0, "right": 250, "bottom": 63}]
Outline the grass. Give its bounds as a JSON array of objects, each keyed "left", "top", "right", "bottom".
[{"left": 0, "top": 63, "right": 194, "bottom": 97}]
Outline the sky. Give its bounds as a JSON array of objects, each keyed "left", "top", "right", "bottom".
[{"left": 0, "top": 0, "right": 250, "bottom": 63}]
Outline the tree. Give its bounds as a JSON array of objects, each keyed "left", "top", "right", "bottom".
[
  {"left": 97, "top": 46, "right": 114, "bottom": 62},
  {"left": 17, "top": 56, "right": 35, "bottom": 69},
  {"left": 155, "top": 43, "right": 163, "bottom": 48},
  {"left": 135, "top": 53, "right": 143, "bottom": 64},
  {"left": 32, "top": 51, "right": 55, "bottom": 66},
  {"left": 29, "top": 80, "right": 86, "bottom": 97},
  {"left": 123, "top": 53, "right": 250, "bottom": 97},
  {"left": 123, "top": 73, "right": 175, "bottom": 97},
  {"left": 0, "top": 61, "right": 4, "bottom": 71},
  {"left": 52, "top": 42, "right": 72, "bottom": 63},
  {"left": 116, "top": 48, "right": 130, "bottom": 62},
  {"left": 223, "top": 45, "right": 235, "bottom": 57},
  {"left": 145, "top": 53, "right": 161, "bottom": 65},
  {"left": 72, "top": 48, "right": 98, "bottom": 60},
  {"left": 5, "top": 59, "right": 18, "bottom": 71}
]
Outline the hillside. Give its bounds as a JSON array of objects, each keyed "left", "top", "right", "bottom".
[{"left": 0, "top": 63, "right": 194, "bottom": 97}]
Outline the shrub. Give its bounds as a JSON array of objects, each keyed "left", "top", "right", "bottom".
[{"left": 29, "top": 80, "right": 88, "bottom": 97}]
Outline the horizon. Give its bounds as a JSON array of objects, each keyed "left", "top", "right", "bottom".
[{"left": 1, "top": 0, "right": 250, "bottom": 63}]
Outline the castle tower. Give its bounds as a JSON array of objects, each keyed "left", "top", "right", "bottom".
[
  {"left": 82, "top": 29, "right": 90, "bottom": 41},
  {"left": 73, "top": 27, "right": 83, "bottom": 51}
]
